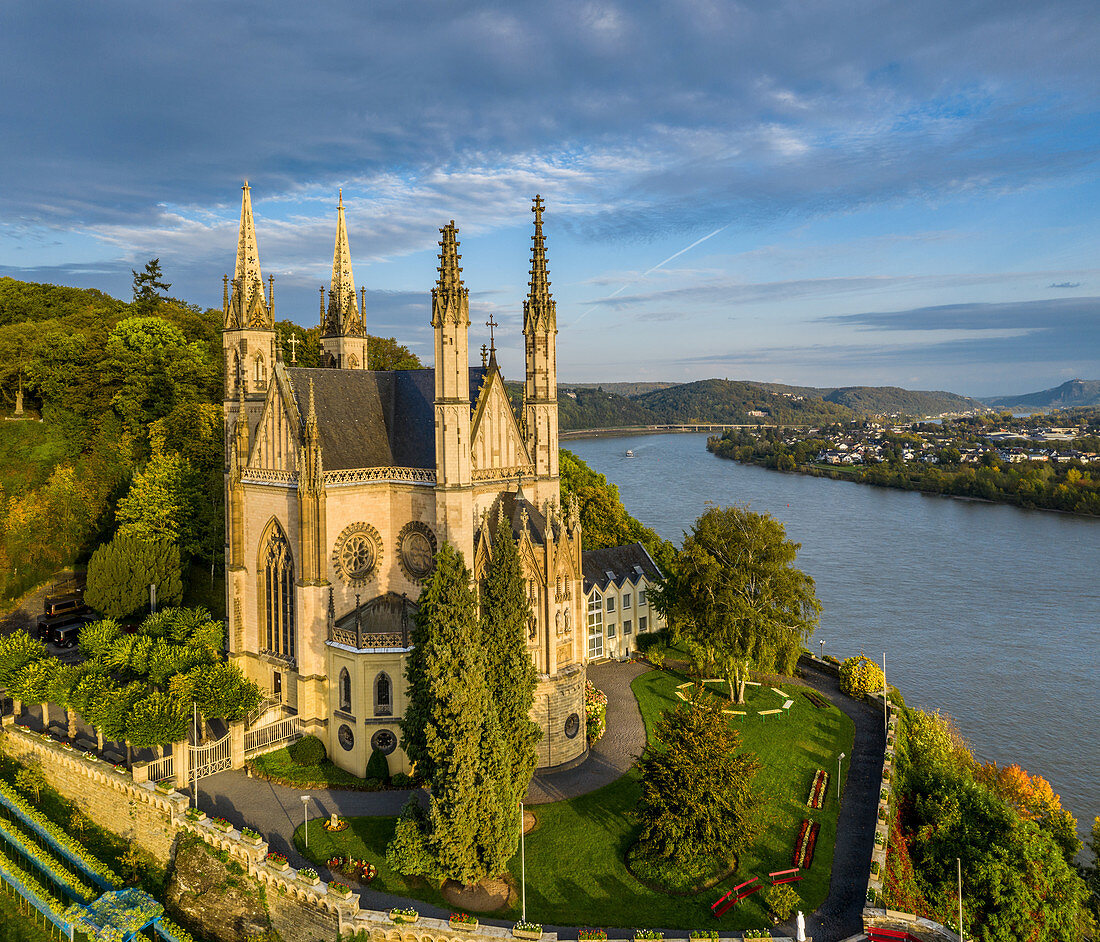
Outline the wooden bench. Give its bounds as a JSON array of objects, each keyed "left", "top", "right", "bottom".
[
  {"left": 768, "top": 868, "right": 802, "bottom": 885},
  {"left": 712, "top": 876, "right": 761, "bottom": 916},
  {"left": 771, "top": 687, "right": 787, "bottom": 697},
  {"left": 782, "top": 699, "right": 794, "bottom": 712},
  {"left": 758, "top": 709, "right": 783, "bottom": 719},
  {"left": 721, "top": 709, "right": 746, "bottom": 720}
]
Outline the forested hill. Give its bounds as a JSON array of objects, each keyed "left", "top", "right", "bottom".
[
  {"left": 738, "top": 381, "right": 982, "bottom": 416},
  {"left": 982, "top": 379, "right": 1100, "bottom": 410},
  {"left": 631, "top": 379, "right": 857, "bottom": 426},
  {"left": 506, "top": 382, "right": 663, "bottom": 430}
]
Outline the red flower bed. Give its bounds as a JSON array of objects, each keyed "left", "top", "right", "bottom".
[
  {"left": 806, "top": 769, "right": 829, "bottom": 809},
  {"left": 792, "top": 819, "right": 820, "bottom": 868}
]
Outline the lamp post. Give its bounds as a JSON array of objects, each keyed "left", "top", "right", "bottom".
[
  {"left": 957, "top": 857, "right": 964, "bottom": 941},
  {"left": 519, "top": 801, "right": 527, "bottom": 922},
  {"left": 819, "top": 639, "right": 824, "bottom": 660},
  {"left": 301, "top": 795, "right": 311, "bottom": 848},
  {"left": 837, "top": 753, "right": 845, "bottom": 801}
]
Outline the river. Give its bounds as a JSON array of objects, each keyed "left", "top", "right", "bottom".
[{"left": 568, "top": 432, "right": 1100, "bottom": 841}]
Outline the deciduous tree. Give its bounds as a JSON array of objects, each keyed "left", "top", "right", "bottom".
[{"left": 653, "top": 504, "right": 820, "bottom": 700}]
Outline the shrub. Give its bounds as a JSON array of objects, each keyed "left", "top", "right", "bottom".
[
  {"left": 390, "top": 772, "right": 415, "bottom": 789},
  {"left": 763, "top": 883, "right": 800, "bottom": 921},
  {"left": 365, "top": 747, "right": 390, "bottom": 782},
  {"left": 288, "top": 735, "right": 326, "bottom": 767},
  {"left": 838, "top": 655, "right": 885, "bottom": 698},
  {"left": 585, "top": 680, "right": 607, "bottom": 745}
]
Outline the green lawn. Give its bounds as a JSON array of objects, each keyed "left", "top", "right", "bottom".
[
  {"left": 294, "top": 668, "right": 854, "bottom": 930},
  {"left": 249, "top": 746, "right": 380, "bottom": 789}
]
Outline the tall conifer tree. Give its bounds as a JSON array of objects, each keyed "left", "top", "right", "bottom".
[
  {"left": 398, "top": 543, "right": 516, "bottom": 884},
  {"left": 481, "top": 518, "right": 540, "bottom": 807}
]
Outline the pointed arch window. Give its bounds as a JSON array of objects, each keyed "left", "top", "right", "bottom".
[
  {"left": 253, "top": 353, "right": 266, "bottom": 386},
  {"left": 339, "top": 668, "right": 352, "bottom": 712},
  {"left": 261, "top": 523, "right": 295, "bottom": 660},
  {"left": 374, "top": 672, "right": 392, "bottom": 717}
]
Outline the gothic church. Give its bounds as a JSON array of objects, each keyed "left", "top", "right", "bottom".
[{"left": 222, "top": 185, "right": 587, "bottom": 777}]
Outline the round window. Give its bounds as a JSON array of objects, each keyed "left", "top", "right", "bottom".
[
  {"left": 338, "top": 724, "right": 355, "bottom": 752},
  {"left": 564, "top": 713, "right": 580, "bottom": 739},
  {"left": 371, "top": 728, "right": 398, "bottom": 755}
]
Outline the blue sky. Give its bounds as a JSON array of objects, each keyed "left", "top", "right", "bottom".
[{"left": 1, "top": 1, "right": 1098, "bottom": 397}]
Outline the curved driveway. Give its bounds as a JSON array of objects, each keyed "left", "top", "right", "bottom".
[{"left": 193, "top": 659, "right": 881, "bottom": 941}]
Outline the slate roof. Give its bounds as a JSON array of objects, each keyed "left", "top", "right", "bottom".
[
  {"left": 284, "top": 366, "right": 487, "bottom": 470},
  {"left": 480, "top": 487, "right": 549, "bottom": 544},
  {"left": 582, "top": 542, "right": 663, "bottom": 593}
]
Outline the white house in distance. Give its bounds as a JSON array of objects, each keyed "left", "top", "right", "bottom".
[{"left": 583, "top": 543, "right": 666, "bottom": 660}]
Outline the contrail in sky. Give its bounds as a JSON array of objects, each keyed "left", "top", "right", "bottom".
[{"left": 571, "top": 224, "right": 729, "bottom": 325}]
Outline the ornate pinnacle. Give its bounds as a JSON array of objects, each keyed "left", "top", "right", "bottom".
[
  {"left": 431, "top": 221, "right": 469, "bottom": 327},
  {"left": 330, "top": 191, "right": 358, "bottom": 331},
  {"left": 524, "top": 195, "right": 556, "bottom": 333},
  {"left": 306, "top": 378, "right": 320, "bottom": 444}
]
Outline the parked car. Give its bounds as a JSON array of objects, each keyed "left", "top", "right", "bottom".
[
  {"left": 36, "top": 611, "right": 94, "bottom": 645},
  {"left": 50, "top": 623, "right": 84, "bottom": 649},
  {"left": 43, "top": 591, "right": 85, "bottom": 618}
]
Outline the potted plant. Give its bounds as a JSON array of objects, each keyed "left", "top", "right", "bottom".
[
  {"left": 633, "top": 932, "right": 663, "bottom": 942},
  {"left": 689, "top": 932, "right": 718, "bottom": 941},
  {"left": 265, "top": 851, "right": 288, "bottom": 871},
  {"left": 211, "top": 817, "right": 234, "bottom": 833},
  {"left": 184, "top": 807, "right": 206, "bottom": 823},
  {"left": 744, "top": 932, "right": 772, "bottom": 940},
  {"left": 449, "top": 912, "right": 479, "bottom": 931},
  {"left": 154, "top": 780, "right": 173, "bottom": 794},
  {"left": 239, "top": 826, "right": 262, "bottom": 845},
  {"left": 513, "top": 921, "right": 543, "bottom": 940},
  {"left": 389, "top": 907, "right": 418, "bottom": 924},
  {"left": 578, "top": 931, "right": 607, "bottom": 941},
  {"left": 298, "top": 867, "right": 320, "bottom": 886},
  {"left": 328, "top": 881, "right": 352, "bottom": 899}
]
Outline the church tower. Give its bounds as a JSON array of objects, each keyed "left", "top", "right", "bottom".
[
  {"left": 320, "top": 191, "right": 368, "bottom": 369},
  {"left": 223, "top": 183, "right": 276, "bottom": 443},
  {"left": 523, "top": 195, "right": 559, "bottom": 485}
]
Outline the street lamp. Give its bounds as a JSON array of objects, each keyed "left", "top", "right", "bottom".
[
  {"left": 301, "top": 795, "right": 311, "bottom": 848},
  {"left": 837, "top": 753, "right": 845, "bottom": 801},
  {"left": 819, "top": 639, "right": 824, "bottom": 660}
]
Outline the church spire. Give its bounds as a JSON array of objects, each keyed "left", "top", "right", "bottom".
[
  {"left": 328, "top": 189, "right": 362, "bottom": 334},
  {"left": 432, "top": 221, "right": 469, "bottom": 327},
  {"left": 524, "top": 194, "right": 556, "bottom": 331},
  {"left": 227, "top": 182, "right": 273, "bottom": 330}
]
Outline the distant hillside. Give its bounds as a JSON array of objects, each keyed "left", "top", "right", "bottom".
[
  {"left": 745, "top": 381, "right": 982, "bottom": 416},
  {"left": 632, "top": 379, "right": 855, "bottom": 426},
  {"left": 506, "top": 382, "right": 662, "bottom": 431},
  {"left": 982, "top": 379, "right": 1100, "bottom": 411},
  {"left": 561, "top": 381, "right": 679, "bottom": 397}
]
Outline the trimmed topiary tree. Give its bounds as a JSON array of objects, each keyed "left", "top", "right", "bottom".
[
  {"left": 289, "top": 735, "right": 327, "bottom": 766},
  {"left": 839, "top": 654, "right": 885, "bottom": 699},
  {"left": 85, "top": 534, "right": 182, "bottom": 620},
  {"left": 366, "top": 747, "right": 390, "bottom": 783}
]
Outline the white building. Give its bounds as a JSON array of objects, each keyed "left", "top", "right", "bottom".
[{"left": 583, "top": 543, "right": 666, "bottom": 661}]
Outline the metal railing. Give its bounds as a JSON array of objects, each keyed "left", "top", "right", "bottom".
[
  {"left": 244, "top": 716, "right": 301, "bottom": 757},
  {"left": 189, "top": 732, "right": 233, "bottom": 781}
]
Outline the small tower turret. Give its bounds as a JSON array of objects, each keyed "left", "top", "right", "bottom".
[{"left": 432, "top": 221, "right": 472, "bottom": 488}]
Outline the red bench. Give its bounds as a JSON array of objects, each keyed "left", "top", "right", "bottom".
[
  {"left": 768, "top": 867, "right": 803, "bottom": 885},
  {"left": 712, "top": 878, "right": 760, "bottom": 917},
  {"left": 867, "top": 929, "right": 914, "bottom": 942}
]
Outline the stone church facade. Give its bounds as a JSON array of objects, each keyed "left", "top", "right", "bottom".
[{"left": 222, "top": 185, "right": 586, "bottom": 777}]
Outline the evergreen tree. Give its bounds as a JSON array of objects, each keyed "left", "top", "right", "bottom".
[
  {"left": 131, "top": 259, "right": 171, "bottom": 314},
  {"left": 85, "top": 533, "right": 183, "bottom": 620},
  {"left": 396, "top": 542, "right": 516, "bottom": 885},
  {"left": 481, "top": 519, "right": 540, "bottom": 808}
]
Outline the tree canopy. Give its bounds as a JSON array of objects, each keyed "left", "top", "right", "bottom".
[{"left": 653, "top": 504, "right": 820, "bottom": 699}]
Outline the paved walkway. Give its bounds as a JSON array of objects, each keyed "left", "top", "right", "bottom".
[{"left": 190, "top": 658, "right": 882, "bottom": 941}]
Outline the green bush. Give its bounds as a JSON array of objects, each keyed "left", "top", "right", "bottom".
[
  {"left": 288, "top": 735, "right": 326, "bottom": 767},
  {"left": 762, "top": 883, "right": 800, "bottom": 921},
  {"left": 390, "top": 772, "right": 415, "bottom": 789},
  {"left": 365, "top": 747, "right": 390, "bottom": 782},
  {"left": 838, "top": 655, "right": 885, "bottom": 698}
]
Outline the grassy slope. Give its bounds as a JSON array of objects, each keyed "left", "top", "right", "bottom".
[
  {"left": 295, "top": 668, "right": 854, "bottom": 930},
  {"left": 0, "top": 421, "right": 71, "bottom": 496}
]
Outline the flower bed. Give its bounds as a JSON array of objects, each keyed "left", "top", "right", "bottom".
[
  {"left": 0, "top": 781, "right": 122, "bottom": 888},
  {"left": 806, "top": 768, "right": 829, "bottom": 809},
  {"left": 792, "top": 819, "right": 820, "bottom": 869},
  {"left": 513, "top": 921, "right": 543, "bottom": 940},
  {"left": 578, "top": 931, "right": 607, "bottom": 941},
  {"left": 322, "top": 815, "right": 348, "bottom": 832},
  {"left": 450, "top": 912, "right": 479, "bottom": 930},
  {"left": 389, "top": 907, "right": 418, "bottom": 924}
]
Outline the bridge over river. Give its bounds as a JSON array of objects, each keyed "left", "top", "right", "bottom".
[{"left": 560, "top": 423, "right": 812, "bottom": 439}]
